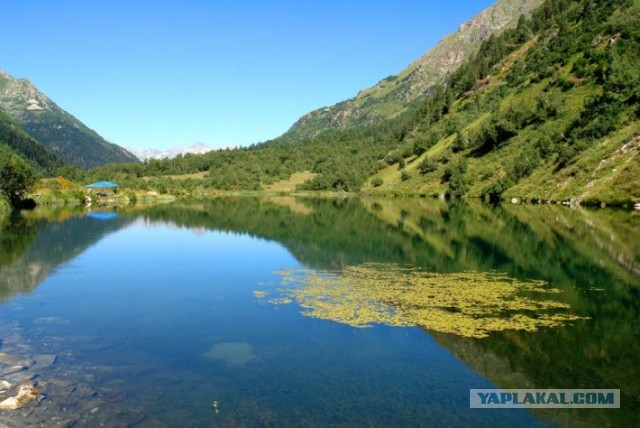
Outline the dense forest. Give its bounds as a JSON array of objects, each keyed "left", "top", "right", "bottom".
[
  {"left": 0, "top": 111, "right": 64, "bottom": 208},
  {"left": 0, "top": 111, "right": 62, "bottom": 174}
]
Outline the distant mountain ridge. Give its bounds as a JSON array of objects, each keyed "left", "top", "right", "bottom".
[
  {"left": 281, "top": 0, "right": 544, "bottom": 141},
  {"left": 127, "top": 142, "right": 216, "bottom": 161},
  {"left": 0, "top": 69, "right": 138, "bottom": 168}
]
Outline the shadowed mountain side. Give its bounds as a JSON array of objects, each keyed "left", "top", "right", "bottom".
[
  {"left": 0, "top": 209, "right": 133, "bottom": 301},
  {"left": 0, "top": 110, "right": 62, "bottom": 174}
]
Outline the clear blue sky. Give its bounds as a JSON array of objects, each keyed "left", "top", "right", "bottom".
[{"left": 1, "top": 0, "right": 495, "bottom": 150}]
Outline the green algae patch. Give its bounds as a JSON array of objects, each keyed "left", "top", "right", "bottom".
[{"left": 271, "top": 264, "right": 585, "bottom": 338}]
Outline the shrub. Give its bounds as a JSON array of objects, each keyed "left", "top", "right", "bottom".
[
  {"left": 418, "top": 157, "right": 438, "bottom": 175},
  {"left": 0, "top": 146, "right": 38, "bottom": 206}
]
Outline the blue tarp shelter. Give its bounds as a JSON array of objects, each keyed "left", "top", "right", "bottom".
[{"left": 86, "top": 181, "right": 119, "bottom": 188}]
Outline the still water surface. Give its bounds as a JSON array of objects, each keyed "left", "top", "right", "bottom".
[{"left": 0, "top": 197, "right": 638, "bottom": 427}]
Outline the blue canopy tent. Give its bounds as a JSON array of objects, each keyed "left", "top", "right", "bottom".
[{"left": 86, "top": 181, "right": 119, "bottom": 188}]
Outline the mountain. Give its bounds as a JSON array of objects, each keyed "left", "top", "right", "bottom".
[
  {"left": 0, "top": 69, "right": 138, "bottom": 169},
  {"left": 0, "top": 109, "right": 62, "bottom": 174},
  {"left": 127, "top": 142, "right": 215, "bottom": 161},
  {"left": 366, "top": 0, "right": 640, "bottom": 205},
  {"left": 281, "top": 0, "right": 544, "bottom": 141},
  {"left": 82, "top": 0, "right": 639, "bottom": 206}
]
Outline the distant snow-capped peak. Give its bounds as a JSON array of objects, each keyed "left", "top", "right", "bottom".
[{"left": 126, "top": 142, "right": 214, "bottom": 161}]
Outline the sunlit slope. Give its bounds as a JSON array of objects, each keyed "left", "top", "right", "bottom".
[{"left": 366, "top": 0, "right": 640, "bottom": 205}]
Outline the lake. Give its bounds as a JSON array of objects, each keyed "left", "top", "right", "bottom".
[{"left": 0, "top": 197, "right": 638, "bottom": 427}]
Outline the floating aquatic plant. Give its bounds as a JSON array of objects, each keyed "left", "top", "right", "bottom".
[
  {"left": 268, "top": 298, "right": 292, "bottom": 305},
  {"left": 269, "top": 264, "right": 585, "bottom": 338}
]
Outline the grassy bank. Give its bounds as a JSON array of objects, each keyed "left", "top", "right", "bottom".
[{"left": 28, "top": 177, "right": 176, "bottom": 207}]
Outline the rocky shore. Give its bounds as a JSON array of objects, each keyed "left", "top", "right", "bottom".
[{"left": 0, "top": 323, "right": 164, "bottom": 427}]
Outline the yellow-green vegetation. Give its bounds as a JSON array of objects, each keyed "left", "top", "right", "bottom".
[
  {"left": 30, "top": 177, "right": 176, "bottom": 206},
  {"left": 262, "top": 171, "right": 317, "bottom": 192},
  {"left": 32, "top": 177, "right": 87, "bottom": 205},
  {"left": 269, "top": 263, "right": 585, "bottom": 338},
  {"left": 268, "top": 297, "right": 292, "bottom": 305},
  {"left": 142, "top": 171, "right": 208, "bottom": 181},
  {"left": 507, "top": 123, "right": 640, "bottom": 205}
]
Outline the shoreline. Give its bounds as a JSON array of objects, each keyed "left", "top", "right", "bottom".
[{"left": 10, "top": 190, "right": 638, "bottom": 214}]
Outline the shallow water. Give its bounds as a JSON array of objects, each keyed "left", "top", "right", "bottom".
[{"left": 0, "top": 197, "right": 638, "bottom": 427}]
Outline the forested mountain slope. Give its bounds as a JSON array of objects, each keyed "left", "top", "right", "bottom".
[
  {"left": 0, "top": 69, "right": 138, "bottom": 169},
  {"left": 367, "top": 0, "right": 640, "bottom": 205},
  {"left": 0, "top": 110, "right": 62, "bottom": 174}
]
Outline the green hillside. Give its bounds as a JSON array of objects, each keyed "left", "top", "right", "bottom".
[
  {"left": 367, "top": 0, "right": 640, "bottom": 205},
  {"left": 0, "top": 111, "right": 64, "bottom": 209},
  {"left": 0, "top": 69, "right": 139, "bottom": 169}
]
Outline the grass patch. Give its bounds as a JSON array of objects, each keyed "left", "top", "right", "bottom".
[{"left": 263, "top": 171, "right": 317, "bottom": 192}]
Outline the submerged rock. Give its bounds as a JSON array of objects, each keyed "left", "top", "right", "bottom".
[
  {"left": 32, "top": 355, "right": 57, "bottom": 370},
  {"left": 0, "top": 354, "right": 27, "bottom": 366},
  {"left": 0, "top": 384, "right": 38, "bottom": 410},
  {"left": 2, "top": 364, "right": 28, "bottom": 375},
  {"left": 204, "top": 342, "right": 256, "bottom": 366}
]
